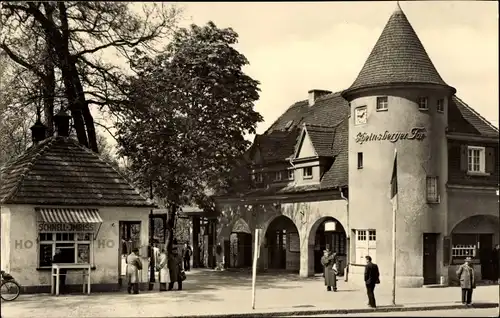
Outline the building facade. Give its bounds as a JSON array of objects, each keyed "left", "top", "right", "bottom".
[
  {"left": 214, "top": 5, "right": 499, "bottom": 287},
  {"left": 0, "top": 114, "right": 154, "bottom": 293}
]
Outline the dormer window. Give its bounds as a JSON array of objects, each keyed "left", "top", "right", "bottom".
[
  {"left": 418, "top": 97, "right": 428, "bottom": 110},
  {"left": 303, "top": 167, "right": 313, "bottom": 179},
  {"left": 274, "top": 171, "right": 283, "bottom": 182},
  {"left": 437, "top": 99, "right": 444, "bottom": 113},
  {"left": 288, "top": 169, "right": 294, "bottom": 181},
  {"left": 284, "top": 120, "right": 294, "bottom": 131},
  {"left": 376, "top": 97, "right": 388, "bottom": 111}
]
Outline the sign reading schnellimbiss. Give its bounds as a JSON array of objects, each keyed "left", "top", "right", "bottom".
[
  {"left": 355, "top": 127, "right": 427, "bottom": 145},
  {"left": 38, "top": 222, "right": 96, "bottom": 232}
]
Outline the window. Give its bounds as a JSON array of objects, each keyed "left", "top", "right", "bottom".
[
  {"left": 467, "top": 146, "right": 485, "bottom": 173},
  {"left": 437, "top": 99, "right": 444, "bottom": 113},
  {"left": 357, "top": 152, "right": 363, "bottom": 169},
  {"left": 288, "top": 169, "right": 294, "bottom": 180},
  {"left": 274, "top": 171, "right": 283, "bottom": 182},
  {"left": 38, "top": 232, "right": 93, "bottom": 267},
  {"left": 303, "top": 167, "right": 313, "bottom": 179},
  {"left": 355, "top": 229, "right": 376, "bottom": 264},
  {"left": 426, "top": 176, "right": 439, "bottom": 203},
  {"left": 451, "top": 234, "right": 477, "bottom": 262},
  {"left": 376, "top": 97, "right": 388, "bottom": 111},
  {"left": 255, "top": 173, "right": 263, "bottom": 183},
  {"left": 418, "top": 97, "right": 428, "bottom": 110}
]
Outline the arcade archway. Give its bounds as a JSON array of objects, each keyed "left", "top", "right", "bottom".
[
  {"left": 264, "top": 215, "right": 300, "bottom": 271},
  {"left": 450, "top": 214, "right": 499, "bottom": 281},
  {"left": 309, "top": 217, "right": 347, "bottom": 275},
  {"left": 229, "top": 218, "right": 252, "bottom": 268}
]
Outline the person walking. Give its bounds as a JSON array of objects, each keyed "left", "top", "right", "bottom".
[
  {"left": 456, "top": 256, "right": 476, "bottom": 305},
  {"left": 157, "top": 249, "right": 170, "bottom": 291},
  {"left": 168, "top": 248, "right": 184, "bottom": 291},
  {"left": 184, "top": 242, "right": 192, "bottom": 272},
  {"left": 126, "top": 248, "right": 143, "bottom": 294},
  {"left": 364, "top": 255, "right": 380, "bottom": 308},
  {"left": 491, "top": 244, "right": 499, "bottom": 284},
  {"left": 215, "top": 244, "right": 224, "bottom": 270},
  {"left": 321, "top": 248, "right": 338, "bottom": 292}
]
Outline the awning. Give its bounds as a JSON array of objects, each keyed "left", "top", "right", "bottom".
[{"left": 36, "top": 207, "right": 103, "bottom": 223}]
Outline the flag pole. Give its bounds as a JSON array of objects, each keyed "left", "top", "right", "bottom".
[
  {"left": 391, "top": 148, "right": 398, "bottom": 306},
  {"left": 251, "top": 229, "right": 261, "bottom": 310}
]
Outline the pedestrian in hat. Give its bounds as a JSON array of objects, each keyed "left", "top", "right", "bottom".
[
  {"left": 456, "top": 256, "right": 476, "bottom": 305},
  {"left": 126, "top": 248, "right": 143, "bottom": 294}
]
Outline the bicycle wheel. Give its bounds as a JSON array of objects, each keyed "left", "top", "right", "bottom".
[{"left": 1, "top": 281, "right": 20, "bottom": 301}]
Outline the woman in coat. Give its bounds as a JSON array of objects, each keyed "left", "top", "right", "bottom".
[
  {"left": 126, "top": 248, "right": 143, "bottom": 294},
  {"left": 456, "top": 256, "right": 476, "bottom": 305},
  {"left": 168, "top": 249, "right": 184, "bottom": 291},
  {"left": 321, "top": 249, "right": 338, "bottom": 292},
  {"left": 157, "top": 249, "right": 170, "bottom": 291}
]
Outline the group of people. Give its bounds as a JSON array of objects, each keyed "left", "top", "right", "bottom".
[
  {"left": 126, "top": 243, "right": 193, "bottom": 294},
  {"left": 321, "top": 245, "right": 500, "bottom": 308}
]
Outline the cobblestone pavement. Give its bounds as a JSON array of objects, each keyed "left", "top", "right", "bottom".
[
  {"left": 1, "top": 269, "right": 498, "bottom": 317},
  {"left": 310, "top": 307, "right": 500, "bottom": 317}
]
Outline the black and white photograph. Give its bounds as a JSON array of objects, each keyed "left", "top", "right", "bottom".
[{"left": 0, "top": 1, "right": 498, "bottom": 317}]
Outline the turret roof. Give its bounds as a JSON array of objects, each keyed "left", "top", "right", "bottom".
[{"left": 344, "top": 4, "right": 454, "bottom": 95}]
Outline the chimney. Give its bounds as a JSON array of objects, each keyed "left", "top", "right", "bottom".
[
  {"left": 54, "top": 109, "right": 71, "bottom": 137},
  {"left": 308, "top": 89, "right": 332, "bottom": 106}
]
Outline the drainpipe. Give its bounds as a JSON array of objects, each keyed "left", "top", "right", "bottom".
[{"left": 339, "top": 187, "right": 349, "bottom": 282}]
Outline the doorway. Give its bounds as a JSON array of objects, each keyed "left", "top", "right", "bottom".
[
  {"left": 265, "top": 215, "right": 298, "bottom": 270},
  {"left": 479, "top": 234, "right": 493, "bottom": 280},
  {"left": 423, "top": 233, "right": 438, "bottom": 285},
  {"left": 118, "top": 221, "right": 141, "bottom": 286}
]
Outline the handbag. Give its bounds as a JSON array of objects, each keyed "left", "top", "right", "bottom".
[{"left": 180, "top": 271, "right": 187, "bottom": 282}]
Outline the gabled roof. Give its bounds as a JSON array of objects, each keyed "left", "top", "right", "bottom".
[
  {"left": 251, "top": 129, "right": 300, "bottom": 164},
  {"left": 293, "top": 124, "right": 337, "bottom": 159},
  {"left": 449, "top": 96, "right": 499, "bottom": 138},
  {"left": 0, "top": 137, "right": 153, "bottom": 207},
  {"left": 344, "top": 4, "right": 454, "bottom": 95}
]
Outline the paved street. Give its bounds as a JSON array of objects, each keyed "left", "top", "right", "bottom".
[
  {"left": 1, "top": 269, "right": 498, "bottom": 317},
  {"left": 310, "top": 307, "right": 499, "bottom": 317}
]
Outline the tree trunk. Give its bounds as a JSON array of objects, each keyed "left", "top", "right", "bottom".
[{"left": 167, "top": 203, "right": 177, "bottom": 253}]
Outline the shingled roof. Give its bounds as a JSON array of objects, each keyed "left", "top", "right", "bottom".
[
  {"left": 0, "top": 137, "right": 153, "bottom": 207},
  {"left": 344, "top": 4, "right": 455, "bottom": 95}
]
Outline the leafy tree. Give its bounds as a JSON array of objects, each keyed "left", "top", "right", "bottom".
[
  {"left": 115, "top": 21, "right": 263, "bottom": 252},
  {"left": 1, "top": 2, "right": 181, "bottom": 152}
]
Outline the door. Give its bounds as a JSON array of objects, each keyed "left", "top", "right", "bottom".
[
  {"left": 479, "top": 234, "right": 493, "bottom": 280},
  {"left": 423, "top": 233, "right": 438, "bottom": 285},
  {"left": 118, "top": 221, "right": 141, "bottom": 286},
  {"left": 223, "top": 240, "right": 230, "bottom": 269},
  {"left": 241, "top": 233, "right": 253, "bottom": 267}
]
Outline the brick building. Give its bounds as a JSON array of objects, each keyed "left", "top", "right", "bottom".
[{"left": 214, "top": 4, "right": 499, "bottom": 287}]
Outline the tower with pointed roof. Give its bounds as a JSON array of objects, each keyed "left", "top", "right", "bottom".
[{"left": 342, "top": 4, "right": 455, "bottom": 287}]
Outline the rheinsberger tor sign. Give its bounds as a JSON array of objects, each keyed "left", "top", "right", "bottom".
[{"left": 355, "top": 127, "right": 427, "bottom": 145}]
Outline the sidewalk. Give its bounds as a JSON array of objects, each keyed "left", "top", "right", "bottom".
[{"left": 2, "top": 269, "right": 498, "bottom": 318}]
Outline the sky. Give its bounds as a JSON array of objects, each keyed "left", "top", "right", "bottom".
[{"left": 97, "top": 1, "right": 499, "bottom": 149}]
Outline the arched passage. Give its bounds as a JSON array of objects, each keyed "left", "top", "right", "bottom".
[
  {"left": 229, "top": 218, "right": 252, "bottom": 268},
  {"left": 451, "top": 214, "right": 499, "bottom": 281},
  {"left": 264, "top": 215, "right": 300, "bottom": 271},
  {"left": 309, "top": 217, "right": 347, "bottom": 275}
]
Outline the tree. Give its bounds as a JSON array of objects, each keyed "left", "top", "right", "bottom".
[
  {"left": 115, "top": 21, "right": 263, "bottom": 252},
  {"left": 1, "top": 2, "right": 181, "bottom": 152}
]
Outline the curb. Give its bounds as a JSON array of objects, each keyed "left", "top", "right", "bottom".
[{"left": 170, "top": 302, "right": 499, "bottom": 318}]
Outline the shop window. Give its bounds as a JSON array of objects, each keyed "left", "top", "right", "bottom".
[
  {"left": 451, "top": 234, "right": 477, "bottom": 262},
  {"left": 467, "top": 146, "right": 485, "bottom": 173},
  {"left": 357, "top": 152, "right": 363, "bottom": 169},
  {"left": 437, "top": 99, "right": 444, "bottom": 113},
  {"left": 355, "top": 229, "right": 376, "bottom": 264},
  {"left": 288, "top": 169, "right": 294, "bottom": 181},
  {"left": 376, "top": 97, "right": 388, "bottom": 111},
  {"left": 418, "top": 97, "right": 428, "bottom": 110},
  {"left": 426, "top": 176, "right": 439, "bottom": 203},
  {"left": 38, "top": 232, "right": 93, "bottom": 268},
  {"left": 303, "top": 167, "right": 313, "bottom": 179}
]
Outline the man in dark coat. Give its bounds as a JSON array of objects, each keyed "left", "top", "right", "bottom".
[
  {"left": 52, "top": 248, "right": 68, "bottom": 294},
  {"left": 183, "top": 242, "right": 192, "bottom": 272},
  {"left": 364, "top": 255, "right": 380, "bottom": 308},
  {"left": 168, "top": 248, "right": 184, "bottom": 290}
]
